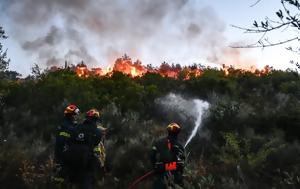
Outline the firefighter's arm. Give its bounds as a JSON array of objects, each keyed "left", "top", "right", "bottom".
[
  {"left": 150, "top": 144, "right": 158, "bottom": 166},
  {"left": 177, "top": 145, "right": 186, "bottom": 172},
  {"left": 93, "top": 142, "right": 106, "bottom": 171},
  {"left": 150, "top": 142, "right": 164, "bottom": 172},
  {"left": 180, "top": 146, "right": 186, "bottom": 161},
  {"left": 54, "top": 127, "right": 70, "bottom": 163},
  {"left": 94, "top": 128, "right": 106, "bottom": 166}
]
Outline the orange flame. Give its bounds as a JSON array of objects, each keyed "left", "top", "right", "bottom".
[
  {"left": 113, "top": 55, "right": 147, "bottom": 77},
  {"left": 76, "top": 62, "right": 89, "bottom": 77},
  {"left": 222, "top": 64, "right": 272, "bottom": 76},
  {"left": 71, "top": 55, "right": 271, "bottom": 79}
]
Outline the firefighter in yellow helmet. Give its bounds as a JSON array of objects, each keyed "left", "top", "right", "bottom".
[
  {"left": 53, "top": 104, "right": 80, "bottom": 184},
  {"left": 150, "top": 123, "right": 185, "bottom": 189},
  {"left": 85, "top": 109, "right": 107, "bottom": 171},
  {"left": 63, "top": 108, "right": 106, "bottom": 189}
]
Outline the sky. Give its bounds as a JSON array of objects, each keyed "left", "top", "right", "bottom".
[{"left": 0, "top": 0, "right": 298, "bottom": 76}]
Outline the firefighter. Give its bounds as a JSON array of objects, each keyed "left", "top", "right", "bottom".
[
  {"left": 53, "top": 104, "right": 80, "bottom": 184},
  {"left": 150, "top": 123, "right": 185, "bottom": 189},
  {"left": 64, "top": 108, "right": 106, "bottom": 189}
]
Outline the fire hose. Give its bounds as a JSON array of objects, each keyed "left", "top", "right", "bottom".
[
  {"left": 128, "top": 134, "right": 192, "bottom": 188},
  {"left": 127, "top": 170, "right": 155, "bottom": 189},
  {"left": 127, "top": 157, "right": 186, "bottom": 188}
]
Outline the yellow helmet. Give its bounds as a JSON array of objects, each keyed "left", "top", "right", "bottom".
[
  {"left": 64, "top": 104, "right": 80, "bottom": 115},
  {"left": 86, "top": 108, "right": 100, "bottom": 119},
  {"left": 167, "top": 122, "right": 181, "bottom": 134}
]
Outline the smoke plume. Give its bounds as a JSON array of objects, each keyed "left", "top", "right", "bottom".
[{"left": 1, "top": 0, "right": 255, "bottom": 69}]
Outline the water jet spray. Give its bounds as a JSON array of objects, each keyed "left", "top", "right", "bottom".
[{"left": 184, "top": 99, "right": 209, "bottom": 148}]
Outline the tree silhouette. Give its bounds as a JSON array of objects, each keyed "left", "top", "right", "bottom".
[
  {"left": 0, "top": 26, "right": 10, "bottom": 71},
  {"left": 232, "top": 0, "right": 300, "bottom": 68}
]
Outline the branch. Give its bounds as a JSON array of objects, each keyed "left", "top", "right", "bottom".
[
  {"left": 231, "top": 21, "right": 293, "bottom": 33},
  {"left": 250, "top": 0, "right": 262, "bottom": 7},
  {"left": 230, "top": 37, "right": 299, "bottom": 48},
  {"left": 286, "top": 46, "right": 300, "bottom": 54}
]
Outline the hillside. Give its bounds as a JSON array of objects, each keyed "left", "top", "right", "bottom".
[{"left": 1, "top": 67, "right": 300, "bottom": 188}]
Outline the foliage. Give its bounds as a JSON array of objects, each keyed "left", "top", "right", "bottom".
[
  {"left": 219, "top": 132, "right": 284, "bottom": 168},
  {"left": 1, "top": 66, "right": 300, "bottom": 188}
]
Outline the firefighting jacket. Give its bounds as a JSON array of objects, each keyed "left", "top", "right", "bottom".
[
  {"left": 150, "top": 136, "right": 185, "bottom": 174},
  {"left": 54, "top": 117, "right": 77, "bottom": 164},
  {"left": 74, "top": 119, "right": 103, "bottom": 160}
]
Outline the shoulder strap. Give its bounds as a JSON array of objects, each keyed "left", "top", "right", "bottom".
[{"left": 167, "top": 139, "right": 171, "bottom": 151}]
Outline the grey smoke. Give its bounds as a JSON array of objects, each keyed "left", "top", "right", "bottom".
[
  {"left": 64, "top": 46, "right": 98, "bottom": 67},
  {"left": 1, "top": 0, "right": 250, "bottom": 69},
  {"left": 45, "top": 57, "right": 63, "bottom": 67},
  {"left": 22, "top": 26, "right": 62, "bottom": 50}
]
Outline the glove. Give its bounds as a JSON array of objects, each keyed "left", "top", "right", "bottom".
[
  {"left": 53, "top": 176, "right": 64, "bottom": 184},
  {"left": 52, "top": 164, "right": 65, "bottom": 184}
]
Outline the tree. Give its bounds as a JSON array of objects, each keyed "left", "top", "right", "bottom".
[
  {"left": 31, "top": 63, "right": 42, "bottom": 78},
  {"left": 0, "top": 26, "right": 10, "bottom": 71},
  {"left": 233, "top": 0, "right": 300, "bottom": 67}
]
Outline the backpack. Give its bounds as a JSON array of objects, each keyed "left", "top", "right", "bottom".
[
  {"left": 63, "top": 124, "right": 94, "bottom": 170},
  {"left": 155, "top": 139, "right": 184, "bottom": 173}
]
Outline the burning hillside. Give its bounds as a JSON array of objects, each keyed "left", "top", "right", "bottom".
[
  {"left": 113, "top": 54, "right": 147, "bottom": 77},
  {"left": 70, "top": 55, "right": 271, "bottom": 79},
  {"left": 222, "top": 64, "right": 272, "bottom": 76},
  {"left": 73, "top": 55, "right": 202, "bottom": 79}
]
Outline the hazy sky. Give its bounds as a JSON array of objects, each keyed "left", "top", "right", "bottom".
[{"left": 1, "top": 0, "right": 298, "bottom": 76}]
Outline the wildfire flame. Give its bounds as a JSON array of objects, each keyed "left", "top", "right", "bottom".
[
  {"left": 76, "top": 62, "right": 89, "bottom": 77},
  {"left": 113, "top": 55, "right": 147, "bottom": 77},
  {"left": 222, "top": 64, "right": 272, "bottom": 76},
  {"left": 71, "top": 55, "right": 271, "bottom": 79}
]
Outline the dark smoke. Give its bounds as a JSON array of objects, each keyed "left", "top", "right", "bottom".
[
  {"left": 64, "top": 47, "right": 98, "bottom": 67},
  {"left": 1, "top": 0, "right": 254, "bottom": 69},
  {"left": 22, "top": 26, "right": 62, "bottom": 50}
]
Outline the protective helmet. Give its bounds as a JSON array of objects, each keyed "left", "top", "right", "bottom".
[
  {"left": 64, "top": 104, "right": 80, "bottom": 115},
  {"left": 86, "top": 108, "right": 100, "bottom": 119},
  {"left": 167, "top": 122, "right": 181, "bottom": 134}
]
